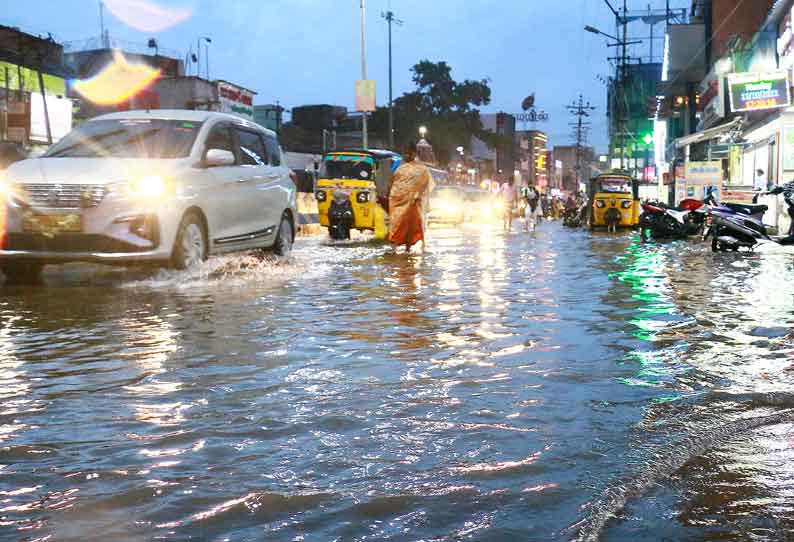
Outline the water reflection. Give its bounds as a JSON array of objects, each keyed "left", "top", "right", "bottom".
[{"left": 2, "top": 226, "right": 794, "bottom": 541}]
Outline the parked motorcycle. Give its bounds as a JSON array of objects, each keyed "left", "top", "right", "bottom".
[
  {"left": 639, "top": 199, "right": 707, "bottom": 241},
  {"left": 705, "top": 187, "right": 794, "bottom": 251}
]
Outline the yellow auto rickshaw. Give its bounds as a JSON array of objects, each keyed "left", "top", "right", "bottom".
[
  {"left": 588, "top": 171, "right": 640, "bottom": 229},
  {"left": 315, "top": 149, "right": 402, "bottom": 240}
]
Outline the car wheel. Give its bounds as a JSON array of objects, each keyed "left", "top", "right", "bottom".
[
  {"left": 272, "top": 213, "right": 294, "bottom": 258},
  {"left": 1, "top": 262, "right": 44, "bottom": 283},
  {"left": 171, "top": 212, "right": 207, "bottom": 270}
]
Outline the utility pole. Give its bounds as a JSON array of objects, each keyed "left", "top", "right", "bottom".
[
  {"left": 567, "top": 95, "right": 596, "bottom": 190},
  {"left": 382, "top": 9, "right": 403, "bottom": 149},
  {"left": 360, "top": 0, "right": 369, "bottom": 150},
  {"left": 619, "top": 0, "right": 628, "bottom": 171}
]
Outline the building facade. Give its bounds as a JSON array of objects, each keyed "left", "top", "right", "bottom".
[
  {"left": 656, "top": 0, "right": 791, "bottom": 228},
  {"left": 0, "top": 25, "right": 72, "bottom": 146}
]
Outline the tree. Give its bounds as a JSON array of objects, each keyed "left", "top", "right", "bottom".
[{"left": 371, "top": 60, "right": 502, "bottom": 165}]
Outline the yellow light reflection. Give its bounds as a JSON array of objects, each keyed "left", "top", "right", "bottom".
[
  {"left": 105, "top": 0, "right": 193, "bottom": 32},
  {"left": 73, "top": 50, "right": 161, "bottom": 106}
]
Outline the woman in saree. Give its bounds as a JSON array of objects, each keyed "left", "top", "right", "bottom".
[{"left": 388, "top": 140, "right": 435, "bottom": 253}]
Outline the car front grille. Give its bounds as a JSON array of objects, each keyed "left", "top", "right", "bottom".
[
  {"left": 20, "top": 184, "right": 107, "bottom": 209},
  {"left": 3, "top": 233, "right": 150, "bottom": 253}
]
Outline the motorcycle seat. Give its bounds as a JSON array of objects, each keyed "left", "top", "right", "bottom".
[{"left": 724, "top": 202, "right": 768, "bottom": 215}]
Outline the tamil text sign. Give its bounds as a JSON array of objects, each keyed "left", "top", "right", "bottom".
[
  {"left": 217, "top": 81, "right": 254, "bottom": 120},
  {"left": 355, "top": 80, "right": 376, "bottom": 112},
  {"left": 728, "top": 71, "right": 790, "bottom": 113},
  {"left": 684, "top": 161, "right": 722, "bottom": 186}
]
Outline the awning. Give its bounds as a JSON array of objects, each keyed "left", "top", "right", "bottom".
[{"left": 674, "top": 118, "right": 742, "bottom": 148}]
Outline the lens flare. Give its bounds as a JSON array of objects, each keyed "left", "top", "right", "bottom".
[
  {"left": 104, "top": 0, "right": 193, "bottom": 33},
  {"left": 72, "top": 51, "right": 161, "bottom": 106}
]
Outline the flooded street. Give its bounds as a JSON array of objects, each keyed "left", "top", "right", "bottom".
[{"left": 2, "top": 222, "right": 794, "bottom": 541}]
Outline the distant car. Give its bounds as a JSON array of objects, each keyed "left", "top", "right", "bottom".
[
  {"left": 0, "top": 110, "right": 297, "bottom": 280},
  {"left": 428, "top": 186, "right": 465, "bottom": 225},
  {"left": 463, "top": 187, "right": 502, "bottom": 222}
]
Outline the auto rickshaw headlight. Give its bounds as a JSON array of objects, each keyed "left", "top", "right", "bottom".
[
  {"left": 315, "top": 190, "right": 327, "bottom": 202},
  {"left": 595, "top": 200, "right": 606, "bottom": 208},
  {"left": 621, "top": 200, "right": 632, "bottom": 209},
  {"left": 356, "top": 191, "right": 370, "bottom": 204}
]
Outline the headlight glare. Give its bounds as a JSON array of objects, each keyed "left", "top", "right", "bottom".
[
  {"left": 132, "top": 176, "right": 167, "bottom": 197},
  {"left": 111, "top": 176, "right": 169, "bottom": 198}
]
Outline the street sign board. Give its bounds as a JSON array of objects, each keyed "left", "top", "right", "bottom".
[
  {"left": 728, "top": 71, "right": 790, "bottom": 113},
  {"left": 515, "top": 110, "right": 549, "bottom": 122},
  {"left": 355, "top": 80, "right": 376, "bottom": 112},
  {"left": 684, "top": 161, "right": 722, "bottom": 185}
]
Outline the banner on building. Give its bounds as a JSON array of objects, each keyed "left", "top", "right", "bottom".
[
  {"left": 728, "top": 71, "right": 791, "bottom": 113},
  {"left": 784, "top": 125, "right": 794, "bottom": 171},
  {"left": 217, "top": 81, "right": 254, "bottom": 120},
  {"left": 355, "top": 80, "right": 376, "bottom": 112},
  {"left": 684, "top": 161, "right": 722, "bottom": 185}
]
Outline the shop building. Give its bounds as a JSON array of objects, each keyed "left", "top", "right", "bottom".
[{"left": 0, "top": 25, "right": 73, "bottom": 147}]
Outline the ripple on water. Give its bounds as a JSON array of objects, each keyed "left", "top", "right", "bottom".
[{"left": 2, "top": 226, "right": 794, "bottom": 540}]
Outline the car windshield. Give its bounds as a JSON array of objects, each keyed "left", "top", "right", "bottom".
[
  {"left": 321, "top": 156, "right": 373, "bottom": 180},
  {"left": 45, "top": 119, "right": 203, "bottom": 159},
  {"left": 466, "top": 190, "right": 494, "bottom": 202},
  {"left": 598, "top": 178, "right": 631, "bottom": 193}
]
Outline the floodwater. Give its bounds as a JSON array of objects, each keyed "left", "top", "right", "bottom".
[{"left": 1, "top": 222, "right": 794, "bottom": 541}]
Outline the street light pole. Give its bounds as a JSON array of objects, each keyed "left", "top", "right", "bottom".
[
  {"left": 382, "top": 10, "right": 403, "bottom": 150},
  {"left": 360, "top": 0, "right": 369, "bottom": 150},
  {"left": 620, "top": 0, "right": 627, "bottom": 171}
]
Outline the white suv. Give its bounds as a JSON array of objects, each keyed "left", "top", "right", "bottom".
[{"left": 0, "top": 110, "right": 297, "bottom": 280}]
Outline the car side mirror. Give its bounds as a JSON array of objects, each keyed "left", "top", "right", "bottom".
[{"left": 205, "top": 148, "right": 235, "bottom": 167}]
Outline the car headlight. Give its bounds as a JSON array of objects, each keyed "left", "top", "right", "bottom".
[
  {"left": 131, "top": 176, "right": 167, "bottom": 197},
  {"left": 595, "top": 200, "right": 606, "bottom": 208},
  {"left": 439, "top": 200, "right": 460, "bottom": 214},
  {"left": 621, "top": 200, "right": 632, "bottom": 209},
  {"left": 315, "top": 190, "right": 327, "bottom": 202},
  {"left": 0, "top": 178, "right": 24, "bottom": 206},
  {"left": 356, "top": 191, "right": 370, "bottom": 204},
  {"left": 110, "top": 176, "right": 169, "bottom": 198}
]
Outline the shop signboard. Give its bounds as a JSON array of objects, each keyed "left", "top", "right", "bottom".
[
  {"left": 722, "top": 189, "right": 755, "bottom": 204},
  {"left": 728, "top": 71, "right": 791, "bottom": 113},
  {"left": 216, "top": 81, "right": 254, "bottom": 120},
  {"left": 784, "top": 124, "right": 794, "bottom": 171},
  {"left": 355, "top": 80, "right": 376, "bottom": 112},
  {"left": 684, "top": 161, "right": 722, "bottom": 186},
  {"left": 30, "top": 93, "right": 72, "bottom": 143},
  {"left": 698, "top": 68, "right": 725, "bottom": 129}
]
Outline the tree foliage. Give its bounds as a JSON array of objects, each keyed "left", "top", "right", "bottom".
[{"left": 371, "top": 60, "right": 501, "bottom": 165}]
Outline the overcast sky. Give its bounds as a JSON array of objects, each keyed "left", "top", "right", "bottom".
[{"left": 5, "top": 0, "right": 684, "bottom": 151}]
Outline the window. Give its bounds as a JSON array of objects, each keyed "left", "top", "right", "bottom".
[
  {"left": 46, "top": 119, "right": 203, "bottom": 159},
  {"left": 237, "top": 129, "right": 268, "bottom": 166},
  {"left": 264, "top": 135, "right": 281, "bottom": 166},
  {"left": 204, "top": 124, "right": 234, "bottom": 157}
]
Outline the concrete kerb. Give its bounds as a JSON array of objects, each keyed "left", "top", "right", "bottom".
[{"left": 297, "top": 192, "right": 321, "bottom": 236}]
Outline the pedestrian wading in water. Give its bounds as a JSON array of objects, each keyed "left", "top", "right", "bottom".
[{"left": 388, "top": 139, "right": 436, "bottom": 253}]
